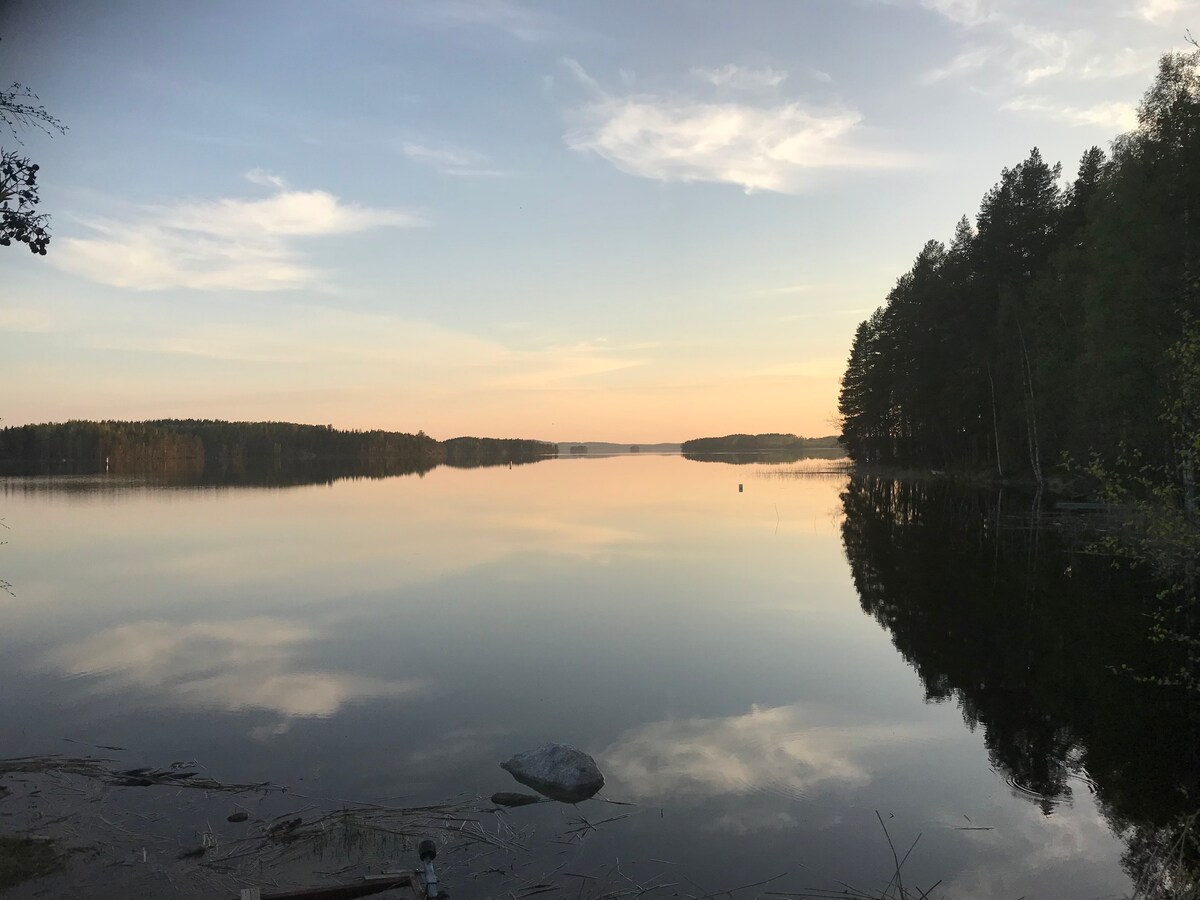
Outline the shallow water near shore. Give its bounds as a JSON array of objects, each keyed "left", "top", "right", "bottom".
[{"left": 0, "top": 454, "right": 1193, "bottom": 898}]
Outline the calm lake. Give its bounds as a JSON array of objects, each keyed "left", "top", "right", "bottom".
[{"left": 1, "top": 454, "right": 1195, "bottom": 898}]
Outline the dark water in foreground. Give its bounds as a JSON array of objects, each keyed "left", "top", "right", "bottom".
[{"left": 0, "top": 456, "right": 1195, "bottom": 898}]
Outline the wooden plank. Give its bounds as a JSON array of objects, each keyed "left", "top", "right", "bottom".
[{"left": 239, "top": 872, "right": 422, "bottom": 900}]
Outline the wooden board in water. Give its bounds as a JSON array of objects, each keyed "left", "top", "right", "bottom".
[{"left": 238, "top": 872, "right": 425, "bottom": 900}]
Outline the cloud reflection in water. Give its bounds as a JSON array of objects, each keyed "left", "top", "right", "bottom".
[
  {"left": 46, "top": 617, "right": 422, "bottom": 725},
  {"left": 603, "top": 703, "right": 925, "bottom": 805}
]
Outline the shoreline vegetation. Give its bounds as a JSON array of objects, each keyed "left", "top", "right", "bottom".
[
  {"left": 0, "top": 419, "right": 559, "bottom": 478},
  {"left": 836, "top": 47, "right": 1200, "bottom": 516},
  {"left": 682, "top": 432, "right": 842, "bottom": 464},
  {"left": 834, "top": 48, "right": 1200, "bottom": 700}
]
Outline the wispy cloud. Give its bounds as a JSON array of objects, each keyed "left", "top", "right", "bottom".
[
  {"left": 54, "top": 183, "right": 422, "bottom": 291},
  {"left": 692, "top": 64, "right": 788, "bottom": 91},
  {"left": 244, "top": 168, "right": 287, "bottom": 189},
  {"left": 563, "top": 60, "right": 913, "bottom": 194},
  {"left": 80, "top": 306, "right": 650, "bottom": 389},
  {"left": 1002, "top": 96, "right": 1138, "bottom": 129},
  {"left": 917, "top": 0, "right": 1169, "bottom": 91},
  {"left": 1008, "top": 23, "right": 1074, "bottom": 84},
  {"left": 919, "top": 46, "right": 997, "bottom": 84},
  {"left": 1136, "top": 0, "right": 1189, "bottom": 22},
  {"left": 921, "top": 0, "right": 997, "bottom": 27},
  {"left": 408, "top": 0, "right": 558, "bottom": 42},
  {"left": 402, "top": 141, "right": 505, "bottom": 176}
]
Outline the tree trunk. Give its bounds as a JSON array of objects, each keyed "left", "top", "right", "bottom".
[
  {"left": 1015, "top": 318, "right": 1044, "bottom": 488},
  {"left": 987, "top": 364, "right": 1004, "bottom": 479}
]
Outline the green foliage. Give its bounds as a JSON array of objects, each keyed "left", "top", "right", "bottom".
[
  {"left": 681, "top": 433, "right": 837, "bottom": 453},
  {"left": 838, "top": 49, "right": 1200, "bottom": 487},
  {"left": 0, "top": 420, "right": 558, "bottom": 478},
  {"left": 1079, "top": 326, "right": 1200, "bottom": 696},
  {"left": 441, "top": 436, "right": 558, "bottom": 467},
  {"left": 0, "top": 419, "right": 443, "bottom": 470}
]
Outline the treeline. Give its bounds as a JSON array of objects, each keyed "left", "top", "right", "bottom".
[
  {"left": 0, "top": 420, "right": 556, "bottom": 473},
  {"left": 442, "top": 436, "right": 558, "bottom": 468},
  {"left": 681, "top": 433, "right": 840, "bottom": 453},
  {"left": 838, "top": 49, "right": 1200, "bottom": 498}
]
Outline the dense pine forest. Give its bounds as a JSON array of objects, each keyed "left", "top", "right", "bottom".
[
  {"left": 681, "top": 432, "right": 843, "bottom": 464},
  {"left": 681, "top": 433, "right": 840, "bottom": 453},
  {"left": 838, "top": 48, "right": 1200, "bottom": 510},
  {"left": 0, "top": 420, "right": 557, "bottom": 473}
]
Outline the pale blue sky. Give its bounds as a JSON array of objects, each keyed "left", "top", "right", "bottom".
[{"left": 1, "top": 0, "right": 1191, "bottom": 440}]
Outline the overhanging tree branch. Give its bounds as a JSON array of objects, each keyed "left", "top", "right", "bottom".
[{"left": 1, "top": 37, "right": 66, "bottom": 255}]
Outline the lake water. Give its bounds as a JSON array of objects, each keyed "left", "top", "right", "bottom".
[{"left": 1, "top": 455, "right": 1195, "bottom": 898}]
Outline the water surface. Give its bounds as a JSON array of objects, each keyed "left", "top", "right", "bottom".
[{"left": 1, "top": 456, "right": 1192, "bottom": 898}]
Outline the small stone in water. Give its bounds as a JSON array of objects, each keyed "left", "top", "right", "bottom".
[{"left": 500, "top": 743, "right": 605, "bottom": 803}]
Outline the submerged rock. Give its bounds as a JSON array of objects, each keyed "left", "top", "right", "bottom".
[
  {"left": 490, "top": 791, "right": 543, "bottom": 808},
  {"left": 500, "top": 743, "right": 604, "bottom": 803}
]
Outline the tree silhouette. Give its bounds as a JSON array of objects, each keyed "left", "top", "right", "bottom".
[
  {"left": 837, "top": 48, "right": 1200, "bottom": 493},
  {"left": 1, "top": 47, "right": 66, "bottom": 254}
]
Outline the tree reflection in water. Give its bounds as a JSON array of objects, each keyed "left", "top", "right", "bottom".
[{"left": 839, "top": 475, "right": 1199, "bottom": 897}]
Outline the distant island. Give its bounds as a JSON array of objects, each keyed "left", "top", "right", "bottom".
[
  {"left": 556, "top": 441, "right": 682, "bottom": 455},
  {"left": 0, "top": 420, "right": 557, "bottom": 480},
  {"left": 681, "top": 433, "right": 843, "bottom": 464}
]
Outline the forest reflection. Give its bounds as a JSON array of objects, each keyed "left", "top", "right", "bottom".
[
  {"left": 839, "top": 475, "right": 1199, "bottom": 895},
  {"left": 0, "top": 452, "right": 549, "bottom": 492}
]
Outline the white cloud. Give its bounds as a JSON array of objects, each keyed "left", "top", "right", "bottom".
[
  {"left": 1078, "top": 46, "right": 1159, "bottom": 79},
  {"left": 692, "top": 64, "right": 789, "bottom": 90},
  {"left": 920, "top": 46, "right": 998, "bottom": 84},
  {"left": 54, "top": 185, "right": 421, "bottom": 291},
  {"left": 402, "top": 141, "right": 505, "bottom": 176},
  {"left": 561, "top": 56, "right": 602, "bottom": 93},
  {"left": 168, "top": 190, "right": 415, "bottom": 237},
  {"left": 914, "top": 0, "right": 1180, "bottom": 140},
  {"left": 921, "top": 0, "right": 996, "bottom": 26},
  {"left": 244, "top": 168, "right": 288, "bottom": 189},
  {"left": 1003, "top": 95, "right": 1138, "bottom": 129},
  {"left": 564, "top": 67, "right": 912, "bottom": 194},
  {"left": 918, "top": 0, "right": 1172, "bottom": 90},
  {"left": 1009, "top": 23, "right": 1075, "bottom": 83},
  {"left": 1136, "top": 0, "right": 1189, "bottom": 22}
]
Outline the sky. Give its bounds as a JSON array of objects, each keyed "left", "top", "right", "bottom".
[{"left": 0, "top": 0, "right": 1194, "bottom": 442}]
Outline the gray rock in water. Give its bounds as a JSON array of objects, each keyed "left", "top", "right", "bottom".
[{"left": 500, "top": 743, "right": 604, "bottom": 803}]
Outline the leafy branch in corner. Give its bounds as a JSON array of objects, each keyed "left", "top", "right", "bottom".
[{"left": 0, "top": 40, "right": 67, "bottom": 254}]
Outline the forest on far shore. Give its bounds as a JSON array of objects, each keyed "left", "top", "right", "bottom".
[
  {"left": 838, "top": 47, "right": 1200, "bottom": 511},
  {"left": 0, "top": 419, "right": 557, "bottom": 473},
  {"left": 682, "top": 433, "right": 840, "bottom": 453}
]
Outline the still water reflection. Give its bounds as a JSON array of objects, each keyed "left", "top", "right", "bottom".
[{"left": 1, "top": 457, "right": 1194, "bottom": 898}]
